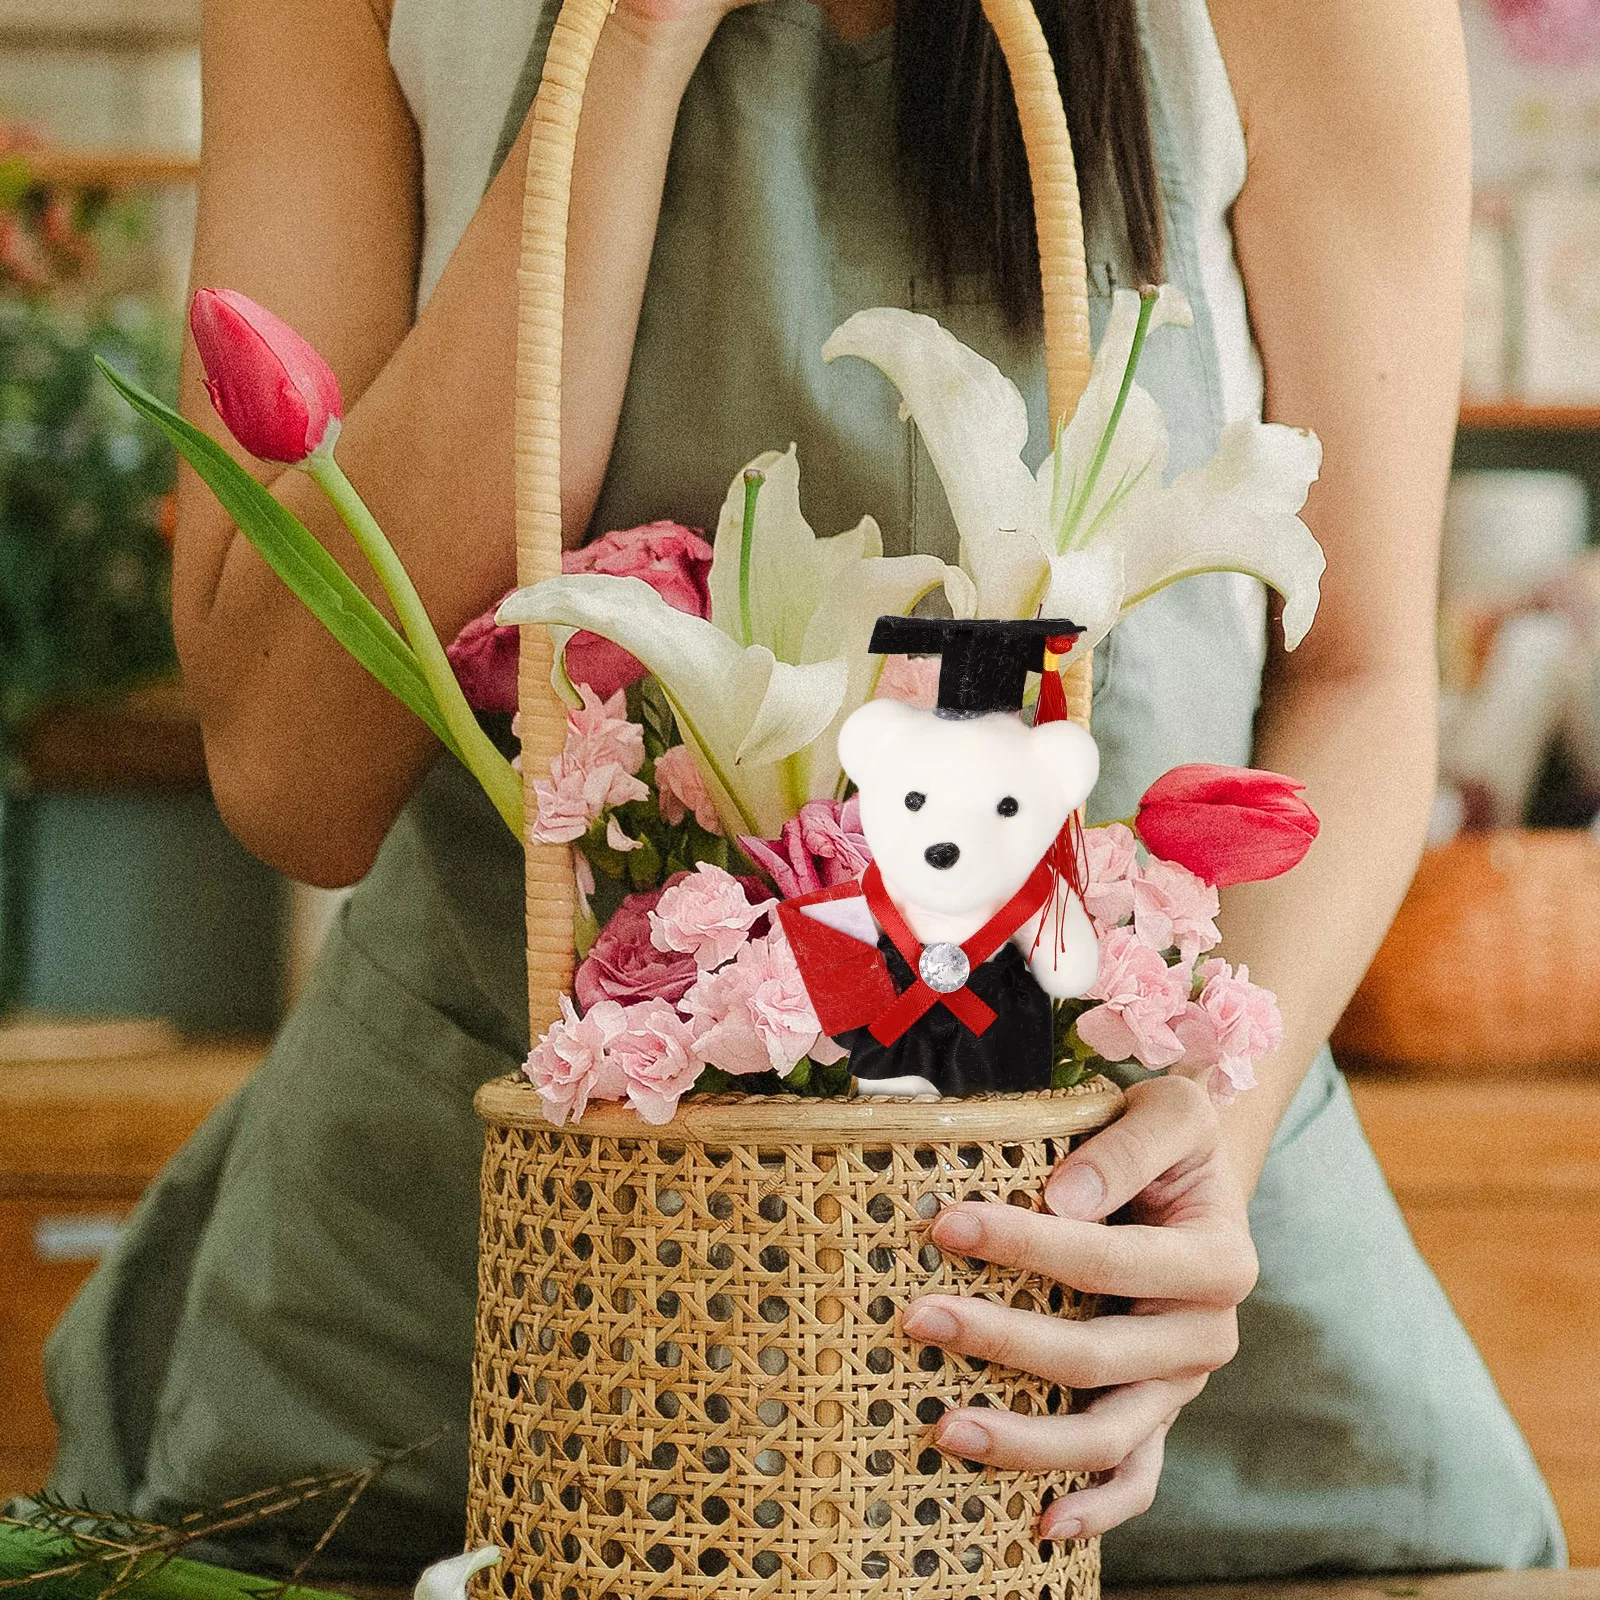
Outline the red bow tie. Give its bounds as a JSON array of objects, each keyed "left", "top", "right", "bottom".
[{"left": 777, "top": 857, "right": 1056, "bottom": 1048}]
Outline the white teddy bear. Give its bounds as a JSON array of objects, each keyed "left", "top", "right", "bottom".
[{"left": 779, "top": 617, "right": 1102, "bottom": 1098}]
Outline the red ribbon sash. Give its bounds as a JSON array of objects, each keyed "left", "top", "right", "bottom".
[{"left": 860, "top": 858, "right": 1055, "bottom": 1046}]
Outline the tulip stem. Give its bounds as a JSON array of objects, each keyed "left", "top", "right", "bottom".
[
  {"left": 305, "top": 454, "right": 524, "bottom": 839},
  {"left": 739, "top": 469, "right": 764, "bottom": 649}
]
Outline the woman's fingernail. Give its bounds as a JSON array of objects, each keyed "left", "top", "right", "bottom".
[
  {"left": 1046, "top": 1512, "right": 1083, "bottom": 1540},
  {"left": 938, "top": 1418, "right": 990, "bottom": 1456},
  {"left": 1046, "top": 1163, "right": 1105, "bottom": 1217},
  {"left": 902, "top": 1302, "right": 959, "bottom": 1342},
  {"left": 932, "top": 1209, "right": 982, "bottom": 1249}
]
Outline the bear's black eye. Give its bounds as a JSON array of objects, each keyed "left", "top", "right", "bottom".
[
  {"left": 997, "top": 796, "right": 1019, "bottom": 818},
  {"left": 904, "top": 791, "right": 926, "bottom": 812}
]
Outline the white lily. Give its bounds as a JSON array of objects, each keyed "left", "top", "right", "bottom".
[
  {"left": 414, "top": 1545, "right": 501, "bottom": 1600},
  {"left": 499, "top": 445, "right": 966, "bottom": 839},
  {"left": 822, "top": 286, "right": 1325, "bottom": 651}
]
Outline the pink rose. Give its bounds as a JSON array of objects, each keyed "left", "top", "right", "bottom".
[
  {"left": 650, "top": 863, "right": 776, "bottom": 970},
  {"left": 1082, "top": 823, "right": 1139, "bottom": 932},
  {"left": 612, "top": 999, "right": 704, "bottom": 1125},
  {"left": 445, "top": 522, "right": 712, "bottom": 711},
  {"left": 445, "top": 603, "right": 519, "bottom": 715},
  {"left": 739, "top": 797, "right": 872, "bottom": 900},
  {"left": 873, "top": 653, "right": 940, "bottom": 709},
  {"left": 523, "top": 995, "right": 627, "bottom": 1125},
  {"left": 654, "top": 744, "right": 721, "bottom": 833},
  {"left": 575, "top": 889, "right": 699, "bottom": 1010},
  {"left": 1074, "top": 927, "right": 1190, "bottom": 1070},
  {"left": 1173, "top": 959, "right": 1282, "bottom": 1104},
  {"left": 683, "top": 930, "right": 825, "bottom": 1078},
  {"left": 563, "top": 522, "right": 714, "bottom": 700},
  {"left": 1131, "top": 857, "right": 1221, "bottom": 965}
]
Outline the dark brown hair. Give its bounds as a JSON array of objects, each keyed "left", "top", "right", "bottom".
[{"left": 895, "top": 0, "right": 1164, "bottom": 334}]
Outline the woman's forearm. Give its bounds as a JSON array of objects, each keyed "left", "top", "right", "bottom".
[
  {"left": 1213, "top": 656, "right": 1436, "bottom": 1193},
  {"left": 178, "top": 2, "right": 717, "bottom": 882}
]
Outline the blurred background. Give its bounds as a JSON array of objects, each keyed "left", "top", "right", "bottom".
[{"left": 1, "top": 0, "right": 1599, "bottom": 1567}]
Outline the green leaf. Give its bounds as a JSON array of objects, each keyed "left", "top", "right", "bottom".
[{"left": 94, "top": 359, "right": 463, "bottom": 761}]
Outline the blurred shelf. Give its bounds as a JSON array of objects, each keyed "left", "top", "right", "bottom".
[
  {"left": 11, "top": 146, "right": 198, "bottom": 188},
  {"left": 1459, "top": 401, "right": 1600, "bottom": 431},
  {"left": 17, "top": 682, "right": 208, "bottom": 793},
  {"left": 0, "top": 0, "right": 199, "bottom": 46}
]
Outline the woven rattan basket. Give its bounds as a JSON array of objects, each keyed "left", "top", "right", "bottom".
[
  {"left": 1333, "top": 828, "right": 1600, "bottom": 1073},
  {"left": 468, "top": 0, "right": 1123, "bottom": 1591}
]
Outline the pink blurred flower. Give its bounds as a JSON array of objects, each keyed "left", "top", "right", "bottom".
[
  {"left": 523, "top": 995, "right": 627, "bottom": 1124},
  {"left": 446, "top": 522, "right": 712, "bottom": 710},
  {"left": 1131, "top": 857, "right": 1221, "bottom": 964},
  {"left": 873, "top": 653, "right": 940, "bottom": 709},
  {"left": 612, "top": 999, "right": 704, "bottom": 1125},
  {"left": 1489, "top": 0, "right": 1600, "bottom": 65},
  {"left": 575, "top": 889, "right": 699, "bottom": 1010},
  {"left": 739, "top": 797, "right": 872, "bottom": 899},
  {"left": 563, "top": 522, "right": 714, "bottom": 699},
  {"left": 655, "top": 744, "right": 720, "bottom": 833},
  {"left": 1082, "top": 823, "right": 1139, "bottom": 931},
  {"left": 650, "top": 863, "right": 776, "bottom": 969},
  {"left": 1172, "top": 959, "right": 1282, "bottom": 1104},
  {"left": 1074, "top": 927, "right": 1190, "bottom": 1070},
  {"left": 683, "top": 930, "right": 825, "bottom": 1077},
  {"left": 189, "top": 288, "right": 343, "bottom": 465}
]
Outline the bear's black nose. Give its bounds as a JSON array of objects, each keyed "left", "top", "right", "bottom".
[{"left": 924, "top": 842, "right": 960, "bottom": 871}]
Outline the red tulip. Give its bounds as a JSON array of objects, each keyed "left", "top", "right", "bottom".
[
  {"left": 189, "top": 288, "right": 343, "bottom": 465},
  {"left": 1135, "top": 764, "right": 1319, "bottom": 888}
]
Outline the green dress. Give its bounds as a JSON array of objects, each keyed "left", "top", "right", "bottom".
[{"left": 43, "top": 0, "right": 1564, "bottom": 1578}]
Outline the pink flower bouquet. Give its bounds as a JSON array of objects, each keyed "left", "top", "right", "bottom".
[{"left": 105, "top": 284, "right": 1327, "bottom": 1126}]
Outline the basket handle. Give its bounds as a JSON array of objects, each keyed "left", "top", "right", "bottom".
[{"left": 514, "top": 0, "right": 1096, "bottom": 1042}]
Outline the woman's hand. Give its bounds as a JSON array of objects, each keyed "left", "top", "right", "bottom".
[{"left": 900, "top": 1074, "right": 1256, "bottom": 1540}]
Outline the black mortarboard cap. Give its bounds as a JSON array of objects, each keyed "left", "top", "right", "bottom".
[{"left": 868, "top": 615, "right": 1084, "bottom": 717}]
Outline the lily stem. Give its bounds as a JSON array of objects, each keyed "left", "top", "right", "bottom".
[
  {"left": 305, "top": 452, "right": 525, "bottom": 839},
  {"left": 1059, "top": 285, "right": 1159, "bottom": 553},
  {"left": 739, "top": 468, "right": 764, "bottom": 649}
]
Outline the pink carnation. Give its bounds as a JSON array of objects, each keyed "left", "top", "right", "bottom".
[
  {"left": 1131, "top": 857, "right": 1222, "bottom": 964},
  {"left": 739, "top": 797, "right": 872, "bottom": 900},
  {"left": 563, "top": 522, "right": 714, "bottom": 700},
  {"left": 1082, "top": 823, "right": 1139, "bottom": 931},
  {"left": 650, "top": 863, "right": 776, "bottom": 969},
  {"left": 873, "top": 653, "right": 940, "bottom": 709},
  {"left": 654, "top": 744, "right": 721, "bottom": 833},
  {"left": 530, "top": 753, "right": 648, "bottom": 844},
  {"left": 575, "top": 889, "right": 699, "bottom": 1009},
  {"left": 528, "top": 685, "right": 649, "bottom": 844},
  {"left": 1173, "top": 959, "right": 1282, "bottom": 1105},
  {"left": 683, "top": 930, "right": 828, "bottom": 1077},
  {"left": 1074, "top": 927, "right": 1190, "bottom": 1070},
  {"left": 523, "top": 995, "right": 627, "bottom": 1124},
  {"left": 612, "top": 999, "right": 704, "bottom": 1125}
]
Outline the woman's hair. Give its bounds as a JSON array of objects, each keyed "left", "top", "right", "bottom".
[{"left": 896, "top": 0, "right": 1164, "bottom": 334}]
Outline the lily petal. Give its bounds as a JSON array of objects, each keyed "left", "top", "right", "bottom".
[
  {"left": 1040, "top": 542, "right": 1126, "bottom": 653},
  {"left": 415, "top": 1547, "right": 501, "bottom": 1600},
  {"left": 499, "top": 574, "right": 846, "bottom": 836},
  {"left": 822, "top": 307, "right": 1048, "bottom": 617},
  {"left": 1117, "top": 420, "right": 1325, "bottom": 648}
]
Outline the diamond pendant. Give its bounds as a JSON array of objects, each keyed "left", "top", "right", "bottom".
[{"left": 918, "top": 941, "right": 971, "bottom": 993}]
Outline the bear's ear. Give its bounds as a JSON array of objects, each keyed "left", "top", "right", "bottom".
[
  {"left": 1029, "top": 720, "right": 1100, "bottom": 813},
  {"left": 837, "top": 698, "right": 925, "bottom": 789}
]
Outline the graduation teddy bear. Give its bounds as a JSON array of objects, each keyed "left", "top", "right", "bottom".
[{"left": 778, "top": 617, "right": 1101, "bottom": 1097}]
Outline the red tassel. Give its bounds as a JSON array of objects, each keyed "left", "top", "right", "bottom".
[{"left": 1031, "top": 652, "right": 1090, "bottom": 960}]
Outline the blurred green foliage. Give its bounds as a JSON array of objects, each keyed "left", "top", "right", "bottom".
[{"left": 0, "top": 183, "right": 181, "bottom": 740}]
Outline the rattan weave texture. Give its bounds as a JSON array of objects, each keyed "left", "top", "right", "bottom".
[{"left": 467, "top": 1082, "right": 1120, "bottom": 1599}]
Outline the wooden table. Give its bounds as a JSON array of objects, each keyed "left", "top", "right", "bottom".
[{"left": 0, "top": 1031, "right": 263, "bottom": 1496}]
